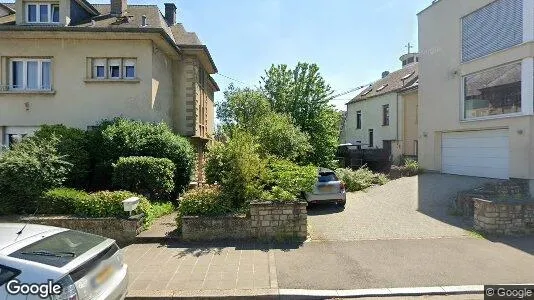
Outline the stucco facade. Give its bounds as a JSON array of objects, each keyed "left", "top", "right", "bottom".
[
  {"left": 0, "top": 0, "right": 218, "bottom": 181},
  {"left": 417, "top": 0, "right": 534, "bottom": 184}
]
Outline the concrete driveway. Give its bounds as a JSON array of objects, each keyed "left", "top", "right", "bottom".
[{"left": 307, "top": 173, "right": 495, "bottom": 241}]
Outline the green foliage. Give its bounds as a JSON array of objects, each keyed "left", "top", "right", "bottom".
[
  {"left": 255, "top": 113, "right": 312, "bottom": 162},
  {"left": 205, "top": 130, "right": 265, "bottom": 209},
  {"left": 261, "top": 63, "right": 341, "bottom": 167},
  {"left": 177, "top": 185, "right": 230, "bottom": 217},
  {"left": 217, "top": 84, "right": 272, "bottom": 129},
  {"left": 74, "top": 190, "right": 148, "bottom": 218},
  {"left": 402, "top": 158, "right": 423, "bottom": 176},
  {"left": 38, "top": 188, "right": 91, "bottom": 215},
  {"left": 0, "top": 138, "right": 71, "bottom": 214},
  {"left": 33, "top": 125, "right": 90, "bottom": 188},
  {"left": 112, "top": 156, "right": 175, "bottom": 201},
  {"left": 140, "top": 201, "right": 175, "bottom": 229},
  {"left": 91, "top": 118, "right": 195, "bottom": 194},
  {"left": 262, "top": 158, "right": 317, "bottom": 201},
  {"left": 335, "top": 167, "right": 389, "bottom": 192}
]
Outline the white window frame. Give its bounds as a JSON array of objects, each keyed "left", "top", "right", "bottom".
[
  {"left": 460, "top": 59, "right": 530, "bottom": 122},
  {"left": 26, "top": 3, "right": 59, "bottom": 24},
  {"left": 123, "top": 59, "right": 136, "bottom": 79},
  {"left": 9, "top": 58, "right": 52, "bottom": 91},
  {"left": 92, "top": 58, "right": 107, "bottom": 79},
  {"left": 108, "top": 59, "right": 122, "bottom": 79}
]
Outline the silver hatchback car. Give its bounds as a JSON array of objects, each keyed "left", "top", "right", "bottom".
[
  {"left": 0, "top": 223, "right": 128, "bottom": 300},
  {"left": 304, "top": 168, "right": 347, "bottom": 206}
]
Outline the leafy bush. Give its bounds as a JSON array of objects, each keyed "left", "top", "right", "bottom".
[
  {"left": 33, "top": 125, "right": 90, "bottom": 188},
  {"left": 255, "top": 113, "right": 312, "bottom": 162},
  {"left": 205, "top": 130, "right": 265, "bottom": 209},
  {"left": 262, "top": 158, "right": 317, "bottom": 201},
  {"left": 112, "top": 156, "right": 175, "bottom": 201},
  {"left": 177, "top": 185, "right": 229, "bottom": 217},
  {"left": 335, "top": 167, "right": 388, "bottom": 192},
  {"left": 0, "top": 138, "right": 71, "bottom": 214},
  {"left": 38, "top": 188, "right": 91, "bottom": 215},
  {"left": 74, "top": 190, "right": 147, "bottom": 218},
  {"left": 90, "top": 118, "right": 195, "bottom": 194},
  {"left": 139, "top": 201, "right": 175, "bottom": 229},
  {"left": 403, "top": 158, "right": 423, "bottom": 176}
]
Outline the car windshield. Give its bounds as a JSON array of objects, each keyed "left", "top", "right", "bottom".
[
  {"left": 318, "top": 173, "right": 338, "bottom": 182},
  {"left": 9, "top": 230, "right": 107, "bottom": 268}
]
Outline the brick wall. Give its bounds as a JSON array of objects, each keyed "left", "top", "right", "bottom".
[
  {"left": 474, "top": 198, "right": 534, "bottom": 235},
  {"left": 181, "top": 201, "right": 308, "bottom": 241}
]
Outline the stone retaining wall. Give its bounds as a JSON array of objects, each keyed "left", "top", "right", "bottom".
[
  {"left": 473, "top": 198, "right": 534, "bottom": 235},
  {"left": 20, "top": 215, "right": 144, "bottom": 246},
  {"left": 181, "top": 201, "right": 307, "bottom": 241}
]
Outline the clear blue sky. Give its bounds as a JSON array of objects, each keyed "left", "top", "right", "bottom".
[{"left": 96, "top": 0, "right": 432, "bottom": 110}]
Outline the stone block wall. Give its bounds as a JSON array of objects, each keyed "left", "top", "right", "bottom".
[
  {"left": 20, "top": 215, "right": 143, "bottom": 246},
  {"left": 474, "top": 198, "right": 534, "bottom": 235},
  {"left": 181, "top": 201, "right": 308, "bottom": 241},
  {"left": 249, "top": 201, "right": 307, "bottom": 240}
]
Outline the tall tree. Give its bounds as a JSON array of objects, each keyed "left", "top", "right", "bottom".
[{"left": 261, "top": 63, "right": 340, "bottom": 167}]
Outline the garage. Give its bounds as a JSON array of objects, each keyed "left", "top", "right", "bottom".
[{"left": 441, "top": 129, "right": 509, "bottom": 179}]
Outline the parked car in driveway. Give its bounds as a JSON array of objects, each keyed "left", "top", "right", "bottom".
[
  {"left": 304, "top": 168, "right": 346, "bottom": 206},
  {"left": 0, "top": 223, "right": 128, "bottom": 300}
]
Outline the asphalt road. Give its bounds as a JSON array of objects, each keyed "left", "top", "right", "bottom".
[{"left": 274, "top": 237, "right": 534, "bottom": 290}]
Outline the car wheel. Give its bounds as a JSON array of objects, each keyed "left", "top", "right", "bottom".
[{"left": 338, "top": 201, "right": 346, "bottom": 207}]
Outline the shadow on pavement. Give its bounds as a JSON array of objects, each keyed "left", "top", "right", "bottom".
[
  {"left": 306, "top": 203, "right": 345, "bottom": 215},
  {"left": 487, "top": 236, "right": 534, "bottom": 255}
]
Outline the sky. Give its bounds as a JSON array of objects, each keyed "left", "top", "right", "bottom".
[{"left": 95, "top": 0, "right": 432, "bottom": 111}]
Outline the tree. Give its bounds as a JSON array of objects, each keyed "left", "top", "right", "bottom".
[
  {"left": 217, "top": 83, "right": 271, "bottom": 131},
  {"left": 261, "top": 62, "right": 340, "bottom": 167}
]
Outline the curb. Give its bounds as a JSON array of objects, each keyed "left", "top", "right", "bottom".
[{"left": 126, "top": 285, "right": 485, "bottom": 299}]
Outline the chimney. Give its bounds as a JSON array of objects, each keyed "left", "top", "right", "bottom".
[
  {"left": 164, "top": 3, "right": 177, "bottom": 26},
  {"left": 381, "top": 71, "right": 390, "bottom": 78},
  {"left": 110, "top": 0, "right": 127, "bottom": 16}
]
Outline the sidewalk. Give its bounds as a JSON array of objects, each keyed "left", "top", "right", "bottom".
[{"left": 124, "top": 236, "right": 534, "bottom": 298}]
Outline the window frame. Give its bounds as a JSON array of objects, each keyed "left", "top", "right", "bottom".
[
  {"left": 368, "top": 129, "right": 374, "bottom": 148},
  {"left": 460, "top": 60, "right": 523, "bottom": 121},
  {"left": 26, "top": 3, "right": 59, "bottom": 24},
  {"left": 0, "top": 265, "right": 21, "bottom": 287},
  {"left": 356, "top": 110, "right": 362, "bottom": 129},
  {"left": 382, "top": 104, "right": 390, "bottom": 126},
  {"left": 9, "top": 58, "right": 52, "bottom": 91},
  {"left": 123, "top": 59, "right": 136, "bottom": 79},
  {"left": 89, "top": 58, "right": 137, "bottom": 80},
  {"left": 108, "top": 59, "right": 121, "bottom": 79}
]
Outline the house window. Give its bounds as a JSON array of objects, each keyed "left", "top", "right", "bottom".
[
  {"left": 90, "top": 58, "right": 137, "bottom": 80},
  {"left": 356, "top": 111, "right": 362, "bottom": 129},
  {"left": 382, "top": 104, "right": 390, "bottom": 126},
  {"left": 26, "top": 3, "right": 59, "bottom": 23},
  {"left": 9, "top": 59, "right": 52, "bottom": 91},
  {"left": 463, "top": 61, "right": 521, "bottom": 119},
  {"left": 414, "top": 140, "right": 418, "bottom": 156},
  {"left": 461, "top": 0, "right": 523, "bottom": 62},
  {"left": 368, "top": 129, "right": 374, "bottom": 148}
]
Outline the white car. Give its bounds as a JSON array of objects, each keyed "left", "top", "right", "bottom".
[
  {"left": 0, "top": 223, "right": 128, "bottom": 300},
  {"left": 304, "top": 168, "right": 347, "bottom": 206}
]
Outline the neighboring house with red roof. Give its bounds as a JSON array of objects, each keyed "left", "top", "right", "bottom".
[
  {"left": 0, "top": 0, "right": 219, "bottom": 181},
  {"left": 344, "top": 53, "right": 419, "bottom": 163}
]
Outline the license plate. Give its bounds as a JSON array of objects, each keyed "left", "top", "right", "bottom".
[
  {"left": 319, "top": 186, "right": 334, "bottom": 193},
  {"left": 92, "top": 265, "right": 114, "bottom": 287}
]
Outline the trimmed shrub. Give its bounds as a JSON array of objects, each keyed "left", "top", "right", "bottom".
[
  {"left": 93, "top": 118, "right": 195, "bottom": 194},
  {"left": 33, "top": 125, "right": 90, "bottom": 188},
  {"left": 335, "top": 167, "right": 389, "bottom": 192},
  {"left": 261, "top": 158, "right": 317, "bottom": 201},
  {"left": 0, "top": 138, "right": 71, "bottom": 215},
  {"left": 74, "top": 190, "right": 148, "bottom": 218},
  {"left": 177, "top": 185, "right": 229, "bottom": 217},
  {"left": 112, "top": 156, "right": 175, "bottom": 201},
  {"left": 38, "top": 188, "right": 91, "bottom": 215}
]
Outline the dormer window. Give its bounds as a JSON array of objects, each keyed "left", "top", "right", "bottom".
[{"left": 26, "top": 3, "right": 60, "bottom": 23}]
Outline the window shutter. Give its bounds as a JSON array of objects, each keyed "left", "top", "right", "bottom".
[{"left": 462, "top": 0, "right": 523, "bottom": 62}]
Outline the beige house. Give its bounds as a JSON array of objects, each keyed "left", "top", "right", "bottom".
[
  {"left": 0, "top": 0, "right": 219, "bottom": 181},
  {"left": 418, "top": 0, "right": 534, "bottom": 188},
  {"left": 344, "top": 53, "right": 419, "bottom": 163}
]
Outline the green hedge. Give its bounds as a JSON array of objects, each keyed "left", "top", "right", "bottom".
[
  {"left": 38, "top": 188, "right": 91, "bottom": 215},
  {"left": 91, "top": 118, "right": 195, "bottom": 194},
  {"left": 178, "top": 185, "right": 229, "bottom": 217},
  {"left": 0, "top": 138, "right": 70, "bottom": 215},
  {"left": 33, "top": 125, "right": 90, "bottom": 188},
  {"left": 112, "top": 156, "right": 175, "bottom": 201},
  {"left": 335, "top": 167, "right": 389, "bottom": 192},
  {"left": 261, "top": 158, "right": 317, "bottom": 201}
]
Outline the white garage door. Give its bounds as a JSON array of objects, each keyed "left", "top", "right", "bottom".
[{"left": 442, "top": 129, "right": 509, "bottom": 179}]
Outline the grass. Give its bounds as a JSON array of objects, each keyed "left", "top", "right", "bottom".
[{"left": 466, "top": 228, "right": 487, "bottom": 240}]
